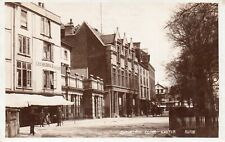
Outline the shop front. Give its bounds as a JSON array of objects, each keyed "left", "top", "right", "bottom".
[{"left": 5, "top": 93, "right": 74, "bottom": 137}]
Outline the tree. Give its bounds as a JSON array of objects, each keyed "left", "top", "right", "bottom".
[{"left": 165, "top": 3, "right": 218, "bottom": 132}]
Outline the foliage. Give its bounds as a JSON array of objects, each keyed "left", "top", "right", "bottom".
[{"left": 165, "top": 3, "right": 218, "bottom": 113}]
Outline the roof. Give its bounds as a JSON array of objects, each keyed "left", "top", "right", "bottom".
[
  {"left": 155, "top": 83, "right": 166, "bottom": 89},
  {"left": 139, "top": 62, "right": 149, "bottom": 70},
  {"left": 100, "top": 34, "right": 115, "bottom": 44},
  {"left": 148, "top": 63, "right": 155, "bottom": 71},
  {"left": 61, "top": 39, "right": 72, "bottom": 50},
  {"left": 79, "top": 22, "right": 106, "bottom": 46},
  {"left": 12, "top": 2, "right": 61, "bottom": 24}
]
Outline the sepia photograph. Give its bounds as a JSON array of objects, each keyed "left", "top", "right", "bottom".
[{"left": 3, "top": 0, "right": 219, "bottom": 139}]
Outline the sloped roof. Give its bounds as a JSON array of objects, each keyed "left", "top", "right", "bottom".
[
  {"left": 101, "top": 34, "right": 115, "bottom": 44},
  {"left": 83, "top": 22, "right": 106, "bottom": 46},
  {"left": 155, "top": 83, "right": 166, "bottom": 89}
]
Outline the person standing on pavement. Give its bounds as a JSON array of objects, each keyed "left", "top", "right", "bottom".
[
  {"left": 56, "top": 107, "right": 62, "bottom": 126},
  {"left": 29, "top": 107, "right": 36, "bottom": 135},
  {"left": 39, "top": 109, "right": 45, "bottom": 127},
  {"left": 45, "top": 113, "right": 51, "bottom": 126}
]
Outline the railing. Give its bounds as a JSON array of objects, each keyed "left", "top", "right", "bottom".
[
  {"left": 61, "top": 74, "right": 83, "bottom": 89},
  {"left": 83, "top": 75, "right": 104, "bottom": 91}
]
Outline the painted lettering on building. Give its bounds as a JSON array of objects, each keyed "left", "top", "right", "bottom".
[{"left": 36, "top": 61, "right": 61, "bottom": 70}]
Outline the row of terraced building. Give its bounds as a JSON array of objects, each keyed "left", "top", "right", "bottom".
[{"left": 4, "top": 2, "right": 155, "bottom": 133}]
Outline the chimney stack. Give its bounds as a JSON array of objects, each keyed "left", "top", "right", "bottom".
[{"left": 64, "top": 19, "right": 75, "bottom": 36}]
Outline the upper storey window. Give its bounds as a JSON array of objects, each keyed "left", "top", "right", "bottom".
[
  {"left": 41, "top": 17, "right": 51, "bottom": 37},
  {"left": 18, "top": 35, "right": 30, "bottom": 56},
  {"left": 21, "top": 10, "right": 28, "bottom": 29},
  {"left": 43, "top": 41, "right": 53, "bottom": 62}
]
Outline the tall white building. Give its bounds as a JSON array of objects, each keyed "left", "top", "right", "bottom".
[{"left": 5, "top": 2, "right": 62, "bottom": 96}]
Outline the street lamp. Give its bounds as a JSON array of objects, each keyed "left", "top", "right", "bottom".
[{"left": 65, "top": 65, "right": 70, "bottom": 119}]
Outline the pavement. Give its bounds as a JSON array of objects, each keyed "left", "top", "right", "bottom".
[{"left": 18, "top": 116, "right": 171, "bottom": 137}]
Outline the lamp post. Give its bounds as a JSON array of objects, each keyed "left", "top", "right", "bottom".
[{"left": 65, "top": 65, "right": 70, "bottom": 119}]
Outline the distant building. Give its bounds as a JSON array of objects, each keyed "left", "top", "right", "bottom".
[
  {"left": 155, "top": 83, "right": 168, "bottom": 107},
  {"left": 149, "top": 64, "right": 156, "bottom": 100},
  {"left": 135, "top": 46, "right": 153, "bottom": 115}
]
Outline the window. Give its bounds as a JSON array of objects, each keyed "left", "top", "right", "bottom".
[
  {"left": 161, "top": 89, "right": 164, "bottom": 93},
  {"left": 129, "top": 73, "right": 131, "bottom": 87},
  {"left": 61, "top": 64, "right": 67, "bottom": 75},
  {"left": 18, "top": 35, "right": 30, "bottom": 56},
  {"left": 125, "top": 49, "right": 128, "bottom": 67},
  {"left": 125, "top": 72, "right": 128, "bottom": 87},
  {"left": 41, "top": 17, "right": 51, "bottom": 37},
  {"left": 21, "top": 10, "right": 27, "bottom": 29},
  {"left": 17, "top": 61, "right": 32, "bottom": 88},
  {"left": 64, "top": 50, "right": 68, "bottom": 60},
  {"left": 118, "top": 69, "right": 120, "bottom": 86},
  {"left": 116, "top": 44, "right": 121, "bottom": 64},
  {"left": 121, "top": 71, "right": 124, "bottom": 86},
  {"left": 43, "top": 41, "right": 53, "bottom": 61},
  {"left": 43, "top": 70, "right": 56, "bottom": 89},
  {"left": 112, "top": 68, "right": 116, "bottom": 85}
]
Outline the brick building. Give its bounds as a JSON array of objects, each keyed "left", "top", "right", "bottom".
[
  {"left": 135, "top": 46, "right": 156, "bottom": 115},
  {"left": 61, "top": 20, "right": 156, "bottom": 117},
  {"left": 61, "top": 20, "right": 106, "bottom": 118}
]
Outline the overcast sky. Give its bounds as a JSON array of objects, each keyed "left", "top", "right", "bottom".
[{"left": 46, "top": 2, "right": 180, "bottom": 86}]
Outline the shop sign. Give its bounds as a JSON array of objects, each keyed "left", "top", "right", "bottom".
[{"left": 36, "top": 61, "right": 61, "bottom": 70}]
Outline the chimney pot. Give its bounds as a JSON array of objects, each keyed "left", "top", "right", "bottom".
[{"left": 70, "top": 19, "right": 73, "bottom": 24}]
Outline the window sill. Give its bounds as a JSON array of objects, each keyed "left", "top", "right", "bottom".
[
  {"left": 43, "top": 88, "right": 55, "bottom": 91},
  {"left": 20, "top": 26, "right": 28, "bottom": 30},
  {"left": 42, "top": 59, "right": 54, "bottom": 63},
  {"left": 16, "top": 87, "right": 32, "bottom": 90},
  {"left": 40, "top": 33, "right": 52, "bottom": 38},
  {"left": 17, "top": 53, "right": 31, "bottom": 58}
]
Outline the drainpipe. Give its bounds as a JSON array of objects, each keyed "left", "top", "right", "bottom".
[{"left": 12, "top": 4, "right": 16, "bottom": 92}]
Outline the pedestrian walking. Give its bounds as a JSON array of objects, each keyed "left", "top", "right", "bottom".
[
  {"left": 29, "top": 107, "right": 36, "bottom": 135},
  {"left": 39, "top": 109, "right": 45, "bottom": 127}
]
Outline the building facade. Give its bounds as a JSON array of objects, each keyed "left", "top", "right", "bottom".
[
  {"left": 4, "top": 2, "right": 65, "bottom": 129},
  {"left": 60, "top": 41, "right": 85, "bottom": 120},
  {"left": 61, "top": 20, "right": 155, "bottom": 117},
  {"left": 135, "top": 46, "right": 154, "bottom": 115},
  {"left": 5, "top": 2, "right": 62, "bottom": 97},
  {"left": 155, "top": 83, "right": 169, "bottom": 108},
  {"left": 61, "top": 20, "right": 105, "bottom": 119}
]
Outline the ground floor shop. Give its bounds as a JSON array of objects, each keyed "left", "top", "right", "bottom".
[
  {"left": 5, "top": 93, "right": 73, "bottom": 137},
  {"left": 83, "top": 90, "right": 104, "bottom": 119},
  {"left": 104, "top": 87, "right": 139, "bottom": 118},
  {"left": 62, "top": 91, "right": 84, "bottom": 120},
  {"left": 139, "top": 99, "right": 151, "bottom": 116},
  {"left": 62, "top": 87, "right": 105, "bottom": 119}
]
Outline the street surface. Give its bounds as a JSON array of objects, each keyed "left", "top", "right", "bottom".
[{"left": 18, "top": 116, "right": 170, "bottom": 137}]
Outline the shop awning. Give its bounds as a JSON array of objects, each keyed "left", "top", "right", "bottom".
[{"left": 5, "top": 94, "right": 74, "bottom": 108}]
